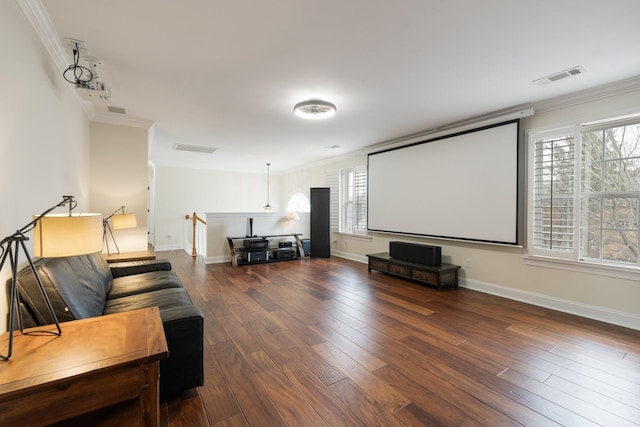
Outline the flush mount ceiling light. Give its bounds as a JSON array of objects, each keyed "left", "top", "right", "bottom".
[{"left": 294, "top": 99, "right": 337, "bottom": 120}]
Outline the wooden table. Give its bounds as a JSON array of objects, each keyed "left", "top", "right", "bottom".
[
  {"left": 0, "top": 308, "right": 168, "bottom": 427},
  {"left": 104, "top": 249, "right": 157, "bottom": 263}
]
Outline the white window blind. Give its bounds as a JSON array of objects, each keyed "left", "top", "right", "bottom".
[
  {"left": 529, "top": 116, "right": 640, "bottom": 269},
  {"left": 339, "top": 166, "right": 368, "bottom": 235},
  {"left": 326, "top": 172, "right": 339, "bottom": 231},
  {"left": 531, "top": 133, "right": 577, "bottom": 256}
]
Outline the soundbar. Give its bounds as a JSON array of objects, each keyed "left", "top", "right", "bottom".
[{"left": 389, "top": 241, "right": 441, "bottom": 266}]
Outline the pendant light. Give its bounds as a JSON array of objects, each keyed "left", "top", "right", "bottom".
[{"left": 264, "top": 163, "right": 272, "bottom": 212}]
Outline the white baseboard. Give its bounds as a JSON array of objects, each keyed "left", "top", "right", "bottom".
[
  {"left": 460, "top": 277, "right": 640, "bottom": 331},
  {"left": 332, "top": 250, "right": 640, "bottom": 331},
  {"left": 331, "top": 249, "right": 368, "bottom": 264},
  {"left": 154, "top": 244, "right": 186, "bottom": 252},
  {"left": 204, "top": 255, "right": 230, "bottom": 264}
]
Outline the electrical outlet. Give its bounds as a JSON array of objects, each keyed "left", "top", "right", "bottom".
[{"left": 465, "top": 258, "right": 472, "bottom": 268}]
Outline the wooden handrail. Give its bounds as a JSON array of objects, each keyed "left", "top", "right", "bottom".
[{"left": 185, "top": 212, "right": 207, "bottom": 257}]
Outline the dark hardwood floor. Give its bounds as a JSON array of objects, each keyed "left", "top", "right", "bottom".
[{"left": 160, "top": 250, "right": 640, "bottom": 426}]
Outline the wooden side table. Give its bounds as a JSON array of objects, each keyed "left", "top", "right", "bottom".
[
  {"left": 104, "top": 249, "right": 157, "bottom": 263},
  {"left": 0, "top": 307, "right": 168, "bottom": 427}
]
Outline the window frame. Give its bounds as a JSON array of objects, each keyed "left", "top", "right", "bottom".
[
  {"left": 339, "top": 166, "right": 369, "bottom": 237},
  {"left": 526, "top": 117, "right": 640, "bottom": 277},
  {"left": 527, "top": 126, "right": 581, "bottom": 260}
]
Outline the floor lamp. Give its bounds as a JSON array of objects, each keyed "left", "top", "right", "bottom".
[
  {"left": 0, "top": 196, "right": 103, "bottom": 360},
  {"left": 103, "top": 206, "right": 137, "bottom": 255}
]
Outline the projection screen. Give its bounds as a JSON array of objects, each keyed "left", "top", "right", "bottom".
[{"left": 367, "top": 120, "right": 521, "bottom": 245}]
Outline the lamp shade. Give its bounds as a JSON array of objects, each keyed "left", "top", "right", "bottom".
[
  {"left": 33, "top": 213, "right": 103, "bottom": 257},
  {"left": 112, "top": 213, "right": 137, "bottom": 230}
]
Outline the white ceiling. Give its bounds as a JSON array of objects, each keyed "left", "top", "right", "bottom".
[{"left": 31, "top": 0, "right": 640, "bottom": 173}]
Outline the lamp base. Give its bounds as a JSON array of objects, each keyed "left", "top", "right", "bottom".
[{"left": 0, "top": 234, "right": 61, "bottom": 360}]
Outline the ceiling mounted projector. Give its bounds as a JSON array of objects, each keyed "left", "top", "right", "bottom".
[{"left": 62, "top": 37, "right": 112, "bottom": 103}]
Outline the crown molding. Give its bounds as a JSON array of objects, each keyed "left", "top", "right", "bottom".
[
  {"left": 533, "top": 75, "right": 640, "bottom": 114},
  {"left": 90, "top": 111, "right": 155, "bottom": 129},
  {"left": 17, "top": 0, "right": 69, "bottom": 72},
  {"left": 19, "top": 0, "right": 157, "bottom": 129},
  {"left": 18, "top": 0, "right": 96, "bottom": 117}
]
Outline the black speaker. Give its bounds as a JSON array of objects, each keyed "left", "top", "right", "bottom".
[
  {"left": 310, "top": 187, "right": 330, "bottom": 258},
  {"left": 301, "top": 239, "right": 311, "bottom": 256},
  {"left": 389, "top": 241, "right": 441, "bottom": 266}
]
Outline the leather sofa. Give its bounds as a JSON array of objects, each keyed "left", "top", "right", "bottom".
[{"left": 15, "top": 252, "right": 203, "bottom": 399}]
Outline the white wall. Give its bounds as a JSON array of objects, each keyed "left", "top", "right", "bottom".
[
  {"left": 0, "top": 2, "right": 90, "bottom": 333},
  {"left": 280, "top": 84, "right": 640, "bottom": 330},
  {"left": 90, "top": 122, "right": 150, "bottom": 253},
  {"left": 204, "top": 212, "right": 310, "bottom": 263},
  {"left": 153, "top": 166, "right": 282, "bottom": 251}
]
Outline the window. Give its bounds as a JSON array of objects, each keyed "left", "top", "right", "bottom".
[
  {"left": 529, "top": 117, "right": 640, "bottom": 269},
  {"left": 285, "top": 191, "right": 310, "bottom": 213},
  {"left": 339, "top": 166, "right": 368, "bottom": 235}
]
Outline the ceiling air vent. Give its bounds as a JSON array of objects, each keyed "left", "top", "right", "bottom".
[
  {"left": 174, "top": 144, "right": 217, "bottom": 154},
  {"left": 107, "top": 106, "right": 126, "bottom": 114},
  {"left": 533, "top": 66, "right": 586, "bottom": 85}
]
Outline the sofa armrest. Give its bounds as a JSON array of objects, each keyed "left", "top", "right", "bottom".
[
  {"left": 109, "top": 259, "right": 172, "bottom": 278},
  {"left": 158, "top": 305, "right": 204, "bottom": 399}
]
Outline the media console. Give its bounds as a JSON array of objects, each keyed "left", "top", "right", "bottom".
[
  {"left": 367, "top": 252, "right": 460, "bottom": 291},
  {"left": 226, "top": 234, "right": 304, "bottom": 267}
]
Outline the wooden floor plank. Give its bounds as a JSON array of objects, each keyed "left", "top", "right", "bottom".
[
  {"left": 197, "top": 344, "right": 243, "bottom": 425},
  {"left": 328, "top": 378, "right": 407, "bottom": 427},
  {"left": 368, "top": 330, "right": 555, "bottom": 426},
  {"left": 312, "top": 341, "right": 411, "bottom": 413},
  {"left": 373, "top": 364, "right": 487, "bottom": 427},
  {"left": 273, "top": 329, "right": 347, "bottom": 387},
  {"left": 543, "top": 374, "right": 640, "bottom": 423},
  {"left": 311, "top": 322, "right": 387, "bottom": 372},
  {"left": 245, "top": 350, "right": 328, "bottom": 427},
  {"left": 211, "top": 340, "right": 288, "bottom": 427},
  {"left": 166, "top": 389, "right": 210, "bottom": 427},
  {"left": 156, "top": 251, "right": 640, "bottom": 427},
  {"left": 499, "top": 368, "right": 634, "bottom": 426}
]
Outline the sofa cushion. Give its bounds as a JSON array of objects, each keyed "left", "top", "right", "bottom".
[
  {"left": 16, "top": 259, "right": 77, "bottom": 325},
  {"left": 109, "top": 259, "right": 172, "bottom": 278},
  {"left": 107, "top": 270, "right": 184, "bottom": 299},
  {"left": 103, "top": 287, "right": 194, "bottom": 315},
  {"left": 85, "top": 251, "right": 115, "bottom": 290},
  {"left": 35, "top": 253, "right": 112, "bottom": 319}
]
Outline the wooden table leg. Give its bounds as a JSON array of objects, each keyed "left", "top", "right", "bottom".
[{"left": 140, "top": 362, "right": 160, "bottom": 427}]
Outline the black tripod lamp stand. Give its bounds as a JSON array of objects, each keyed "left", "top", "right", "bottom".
[
  {"left": 103, "top": 206, "right": 137, "bottom": 255},
  {"left": 0, "top": 195, "right": 103, "bottom": 360}
]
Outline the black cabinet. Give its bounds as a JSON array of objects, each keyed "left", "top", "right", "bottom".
[
  {"left": 310, "top": 187, "right": 330, "bottom": 258},
  {"left": 367, "top": 252, "right": 460, "bottom": 291}
]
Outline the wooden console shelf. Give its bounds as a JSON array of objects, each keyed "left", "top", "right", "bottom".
[
  {"left": 367, "top": 252, "right": 460, "bottom": 291},
  {"left": 104, "top": 249, "right": 157, "bottom": 263},
  {"left": 227, "top": 233, "right": 304, "bottom": 267}
]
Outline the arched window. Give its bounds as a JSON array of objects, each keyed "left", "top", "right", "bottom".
[{"left": 286, "top": 191, "right": 310, "bottom": 213}]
